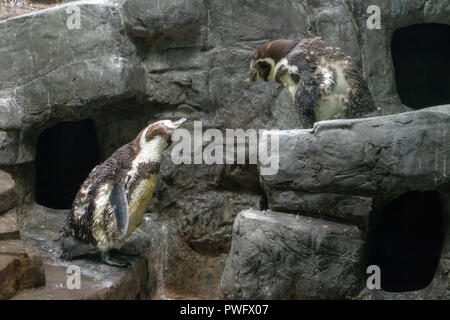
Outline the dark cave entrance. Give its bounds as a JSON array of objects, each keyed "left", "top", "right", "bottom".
[
  {"left": 35, "top": 119, "right": 100, "bottom": 210},
  {"left": 368, "top": 191, "right": 446, "bottom": 292},
  {"left": 391, "top": 23, "right": 450, "bottom": 109}
]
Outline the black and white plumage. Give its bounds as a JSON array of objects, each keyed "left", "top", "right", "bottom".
[
  {"left": 249, "top": 37, "right": 376, "bottom": 128},
  {"left": 61, "top": 118, "right": 186, "bottom": 267}
]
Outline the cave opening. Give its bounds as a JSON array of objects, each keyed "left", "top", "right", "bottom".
[
  {"left": 391, "top": 23, "right": 450, "bottom": 109},
  {"left": 35, "top": 119, "right": 100, "bottom": 210},
  {"left": 368, "top": 191, "right": 446, "bottom": 292}
]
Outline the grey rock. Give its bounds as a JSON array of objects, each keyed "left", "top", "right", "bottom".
[
  {"left": 357, "top": 192, "right": 450, "bottom": 300},
  {"left": 0, "top": 208, "right": 20, "bottom": 240},
  {"left": 0, "top": 0, "right": 146, "bottom": 166},
  {"left": 122, "top": 0, "right": 206, "bottom": 42},
  {"left": 143, "top": 187, "right": 263, "bottom": 299},
  {"left": 220, "top": 209, "right": 365, "bottom": 299},
  {"left": 0, "top": 170, "right": 16, "bottom": 214},
  {"left": 269, "top": 191, "right": 372, "bottom": 228},
  {"left": 0, "top": 239, "right": 45, "bottom": 300},
  {"left": 15, "top": 203, "right": 154, "bottom": 300},
  {"left": 260, "top": 105, "right": 450, "bottom": 201},
  {"left": 1, "top": 0, "right": 449, "bottom": 300}
]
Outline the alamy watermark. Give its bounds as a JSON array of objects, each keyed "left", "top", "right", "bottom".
[
  {"left": 66, "top": 265, "right": 81, "bottom": 290},
  {"left": 367, "top": 5, "right": 381, "bottom": 30},
  {"left": 66, "top": 6, "right": 81, "bottom": 30},
  {"left": 170, "top": 121, "right": 280, "bottom": 176},
  {"left": 366, "top": 265, "right": 381, "bottom": 290}
]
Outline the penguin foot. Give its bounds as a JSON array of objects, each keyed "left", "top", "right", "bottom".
[
  {"left": 60, "top": 235, "right": 96, "bottom": 260},
  {"left": 101, "top": 252, "right": 130, "bottom": 268}
]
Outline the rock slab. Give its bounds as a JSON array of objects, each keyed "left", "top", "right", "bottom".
[
  {"left": 0, "top": 170, "right": 16, "bottom": 214},
  {"left": 0, "top": 208, "right": 20, "bottom": 240},
  {"left": 259, "top": 105, "right": 450, "bottom": 226},
  {"left": 220, "top": 209, "right": 365, "bottom": 299},
  {"left": 0, "top": 240, "right": 45, "bottom": 299}
]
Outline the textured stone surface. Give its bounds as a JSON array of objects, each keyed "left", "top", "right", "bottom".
[
  {"left": 0, "top": 208, "right": 20, "bottom": 240},
  {"left": 13, "top": 204, "right": 154, "bottom": 300},
  {"left": 0, "top": 0, "right": 145, "bottom": 165},
  {"left": 0, "top": 0, "right": 55, "bottom": 21},
  {"left": 220, "top": 209, "right": 365, "bottom": 299},
  {"left": 260, "top": 105, "right": 450, "bottom": 226},
  {"left": 122, "top": 0, "right": 206, "bottom": 40},
  {"left": 357, "top": 193, "right": 450, "bottom": 300},
  {"left": 0, "top": 239, "right": 45, "bottom": 299},
  {"left": 269, "top": 191, "right": 372, "bottom": 228},
  {"left": 1, "top": 0, "right": 449, "bottom": 300},
  {"left": 0, "top": 170, "right": 16, "bottom": 214}
]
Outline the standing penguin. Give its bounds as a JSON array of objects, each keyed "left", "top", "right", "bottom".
[
  {"left": 61, "top": 118, "right": 186, "bottom": 267},
  {"left": 248, "top": 37, "right": 376, "bottom": 128}
]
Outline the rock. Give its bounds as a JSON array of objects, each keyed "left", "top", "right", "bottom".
[
  {"left": 0, "top": 209, "right": 20, "bottom": 240},
  {"left": 260, "top": 105, "right": 450, "bottom": 226},
  {"left": 14, "top": 204, "right": 154, "bottom": 300},
  {"left": 269, "top": 191, "right": 372, "bottom": 228},
  {"left": 0, "top": 170, "right": 16, "bottom": 214},
  {"left": 0, "top": 240, "right": 45, "bottom": 299},
  {"left": 13, "top": 259, "right": 148, "bottom": 300},
  {"left": 0, "top": 0, "right": 146, "bottom": 165},
  {"left": 1, "top": 0, "right": 449, "bottom": 300},
  {"left": 220, "top": 209, "right": 365, "bottom": 299},
  {"left": 143, "top": 188, "right": 263, "bottom": 299},
  {"left": 122, "top": 0, "right": 206, "bottom": 42}
]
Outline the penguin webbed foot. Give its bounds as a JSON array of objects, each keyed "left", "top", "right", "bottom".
[{"left": 101, "top": 252, "right": 131, "bottom": 268}]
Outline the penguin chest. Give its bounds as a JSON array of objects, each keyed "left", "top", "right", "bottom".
[
  {"left": 314, "top": 60, "right": 352, "bottom": 121},
  {"left": 127, "top": 174, "right": 158, "bottom": 236}
]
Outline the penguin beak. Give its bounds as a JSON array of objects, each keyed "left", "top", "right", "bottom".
[{"left": 172, "top": 118, "right": 187, "bottom": 128}]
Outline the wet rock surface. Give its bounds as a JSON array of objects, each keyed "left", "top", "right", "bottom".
[
  {"left": 0, "top": 170, "right": 16, "bottom": 214},
  {"left": 13, "top": 204, "right": 154, "bottom": 300},
  {"left": 0, "top": 170, "right": 45, "bottom": 299},
  {"left": 0, "top": 209, "right": 20, "bottom": 240},
  {"left": 0, "top": 0, "right": 55, "bottom": 21},
  {"left": 0, "top": 239, "right": 45, "bottom": 299},
  {"left": 220, "top": 209, "right": 365, "bottom": 299},
  {"left": 260, "top": 105, "right": 450, "bottom": 227},
  {"left": 0, "top": 0, "right": 449, "bottom": 299}
]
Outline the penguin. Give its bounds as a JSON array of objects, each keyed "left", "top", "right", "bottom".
[
  {"left": 61, "top": 118, "right": 186, "bottom": 267},
  {"left": 248, "top": 37, "right": 376, "bottom": 128}
]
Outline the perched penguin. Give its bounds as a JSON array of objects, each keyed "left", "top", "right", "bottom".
[
  {"left": 61, "top": 118, "right": 186, "bottom": 267},
  {"left": 248, "top": 37, "right": 376, "bottom": 128}
]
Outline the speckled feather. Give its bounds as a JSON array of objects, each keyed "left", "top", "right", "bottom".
[{"left": 252, "top": 37, "right": 376, "bottom": 128}]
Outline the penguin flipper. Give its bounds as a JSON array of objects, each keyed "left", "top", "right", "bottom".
[{"left": 109, "top": 183, "right": 129, "bottom": 238}]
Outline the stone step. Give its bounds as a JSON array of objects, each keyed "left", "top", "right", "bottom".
[
  {"left": 10, "top": 203, "right": 154, "bottom": 300},
  {"left": 0, "top": 240, "right": 46, "bottom": 299},
  {"left": 0, "top": 170, "right": 16, "bottom": 215},
  {"left": 0, "top": 208, "right": 20, "bottom": 240},
  {"left": 13, "top": 257, "right": 149, "bottom": 300}
]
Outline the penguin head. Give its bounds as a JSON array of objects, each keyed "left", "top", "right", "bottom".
[
  {"left": 248, "top": 39, "right": 294, "bottom": 83},
  {"left": 142, "top": 118, "right": 187, "bottom": 150}
]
